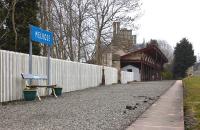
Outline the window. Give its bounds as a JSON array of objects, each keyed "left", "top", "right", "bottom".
[{"left": 127, "top": 69, "right": 132, "bottom": 72}]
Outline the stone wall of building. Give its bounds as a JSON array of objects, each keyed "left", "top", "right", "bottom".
[
  {"left": 111, "top": 22, "right": 136, "bottom": 69},
  {"left": 101, "top": 22, "right": 136, "bottom": 70},
  {"left": 102, "top": 52, "right": 112, "bottom": 67}
]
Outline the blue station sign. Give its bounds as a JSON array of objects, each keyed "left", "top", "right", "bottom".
[{"left": 30, "top": 25, "right": 53, "bottom": 46}]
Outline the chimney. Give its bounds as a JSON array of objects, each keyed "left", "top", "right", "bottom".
[
  {"left": 116, "top": 22, "right": 120, "bottom": 34},
  {"left": 113, "top": 22, "right": 117, "bottom": 37},
  {"left": 133, "top": 35, "right": 137, "bottom": 45}
]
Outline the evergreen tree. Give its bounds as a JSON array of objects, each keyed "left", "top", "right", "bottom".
[
  {"left": 173, "top": 38, "right": 196, "bottom": 78},
  {"left": 0, "top": 0, "right": 40, "bottom": 55}
]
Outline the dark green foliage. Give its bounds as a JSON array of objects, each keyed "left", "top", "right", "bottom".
[
  {"left": 0, "top": 0, "right": 40, "bottom": 55},
  {"left": 161, "top": 70, "right": 173, "bottom": 80},
  {"left": 173, "top": 38, "right": 196, "bottom": 78}
]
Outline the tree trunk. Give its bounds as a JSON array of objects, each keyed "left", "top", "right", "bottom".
[
  {"left": 69, "top": 0, "right": 74, "bottom": 61},
  {"left": 41, "top": 0, "right": 48, "bottom": 56},
  {"left": 77, "top": 2, "right": 81, "bottom": 62},
  {"left": 12, "top": 0, "right": 17, "bottom": 51},
  {"left": 95, "top": 33, "right": 102, "bottom": 65}
]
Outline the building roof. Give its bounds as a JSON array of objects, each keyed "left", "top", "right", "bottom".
[{"left": 121, "top": 43, "right": 168, "bottom": 63}]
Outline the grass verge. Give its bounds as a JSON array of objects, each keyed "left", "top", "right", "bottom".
[{"left": 183, "top": 76, "right": 200, "bottom": 130}]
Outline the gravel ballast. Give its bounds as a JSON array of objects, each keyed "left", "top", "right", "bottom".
[{"left": 0, "top": 81, "right": 174, "bottom": 130}]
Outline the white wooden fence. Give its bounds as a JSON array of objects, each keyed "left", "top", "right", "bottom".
[
  {"left": 104, "top": 66, "right": 118, "bottom": 85},
  {"left": 0, "top": 50, "right": 139, "bottom": 102},
  {"left": 0, "top": 50, "right": 114, "bottom": 102},
  {"left": 121, "top": 71, "right": 134, "bottom": 84},
  {"left": 121, "top": 65, "right": 141, "bottom": 82}
]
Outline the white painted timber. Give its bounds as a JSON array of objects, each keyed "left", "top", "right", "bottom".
[
  {"left": 121, "top": 71, "right": 134, "bottom": 84},
  {"left": 104, "top": 66, "right": 118, "bottom": 85},
  {"left": 122, "top": 65, "right": 141, "bottom": 81},
  {"left": 0, "top": 50, "right": 119, "bottom": 102}
]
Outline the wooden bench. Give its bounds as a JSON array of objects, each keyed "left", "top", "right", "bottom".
[{"left": 21, "top": 73, "right": 57, "bottom": 100}]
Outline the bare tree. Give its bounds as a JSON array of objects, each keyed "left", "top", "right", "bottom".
[
  {"left": 46, "top": 0, "right": 92, "bottom": 61},
  {"left": 38, "top": 0, "right": 140, "bottom": 63},
  {"left": 90, "top": 0, "right": 141, "bottom": 65},
  {"left": 157, "top": 40, "right": 174, "bottom": 62},
  {"left": 73, "top": 0, "right": 91, "bottom": 61}
]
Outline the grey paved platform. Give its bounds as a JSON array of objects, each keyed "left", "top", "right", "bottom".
[{"left": 126, "top": 80, "right": 184, "bottom": 130}]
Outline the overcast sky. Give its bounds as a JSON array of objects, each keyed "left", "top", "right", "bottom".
[{"left": 135, "top": 0, "right": 200, "bottom": 59}]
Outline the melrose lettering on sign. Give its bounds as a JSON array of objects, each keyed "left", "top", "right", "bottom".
[
  {"left": 30, "top": 25, "right": 53, "bottom": 46},
  {"left": 34, "top": 31, "right": 51, "bottom": 42}
]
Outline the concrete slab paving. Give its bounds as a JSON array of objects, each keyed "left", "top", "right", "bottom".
[{"left": 126, "top": 80, "right": 184, "bottom": 130}]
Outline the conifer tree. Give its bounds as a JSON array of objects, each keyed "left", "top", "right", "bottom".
[
  {"left": 0, "top": 0, "right": 40, "bottom": 55},
  {"left": 173, "top": 38, "right": 196, "bottom": 78}
]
